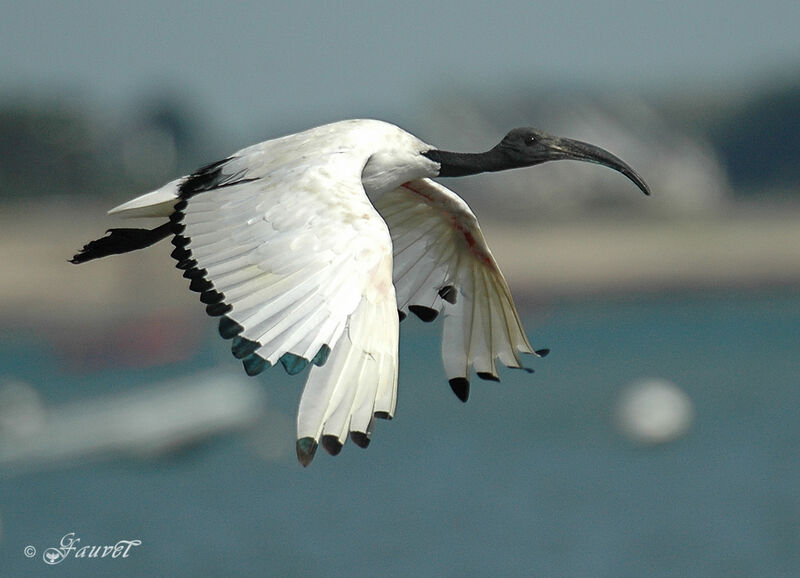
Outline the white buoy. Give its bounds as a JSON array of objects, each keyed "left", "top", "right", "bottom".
[
  {"left": 0, "top": 378, "right": 46, "bottom": 438},
  {"left": 615, "top": 378, "right": 694, "bottom": 445}
]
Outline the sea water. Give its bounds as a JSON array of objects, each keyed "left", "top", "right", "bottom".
[{"left": 1, "top": 290, "right": 798, "bottom": 576}]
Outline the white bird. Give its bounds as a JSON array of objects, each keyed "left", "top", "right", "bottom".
[{"left": 71, "top": 119, "right": 649, "bottom": 466}]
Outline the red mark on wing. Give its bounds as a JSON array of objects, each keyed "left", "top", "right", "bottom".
[
  {"left": 401, "top": 182, "right": 495, "bottom": 269},
  {"left": 401, "top": 181, "right": 432, "bottom": 201},
  {"left": 458, "top": 226, "right": 494, "bottom": 268}
]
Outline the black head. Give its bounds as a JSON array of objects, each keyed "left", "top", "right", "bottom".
[
  {"left": 425, "top": 127, "right": 650, "bottom": 195},
  {"left": 492, "top": 127, "right": 650, "bottom": 195}
]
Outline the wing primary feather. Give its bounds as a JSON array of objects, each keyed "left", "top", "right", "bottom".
[
  {"left": 448, "top": 377, "right": 470, "bottom": 403},
  {"left": 206, "top": 302, "right": 233, "bottom": 317},
  {"left": 408, "top": 305, "right": 439, "bottom": 322},
  {"left": 200, "top": 289, "right": 225, "bottom": 305},
  {"left": 321, "top": 435, "right": 343, "bottom": 456},
  {"left": 280, "top": 352, "right": 309, "bottom": 375},
  {"left": 296, "top": 437, "right": 318, "bottom": 468},
  {"left": 171, "top": 245, "right": 191, "bottom": 261},
  {"left": 242, "top": 353, "right": 270, "bottom": 376},
  {"left": 311, "top": 344, "right": 331, "bottom": 367},
  {"left": 438, "top": 285, "right": 457, "bottom": 304},
  {"left": 219, "top": 316, "right": 244, "bottom": 339},
  {"left": 350, "top": 431, "right": 371, "bottom": 448},
  {"left": 182, "top": 267, "right": 207, "bottom": 280},
  {"left": 171, "top": 234, "right": 190, "bottom": 248},
  {"left": 231, "top": 336, "right": 259, "bottom": 359},
  {"left": 176, "top": 258, "right": 197, "bottom": 271},
  {"left": 189, "top": 276, "right": 213, "bottom": 293}
]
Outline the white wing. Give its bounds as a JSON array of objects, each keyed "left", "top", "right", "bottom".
[
  {"left": 171, "top": 151, "right": 399, "bottom": 466},
  {"left": 374, "top": 178, "right": 547, "bottom": 402}
]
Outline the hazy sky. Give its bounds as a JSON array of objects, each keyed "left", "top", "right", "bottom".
[{"left": 2, "top": 1, "right": 799, "bottom": 138}]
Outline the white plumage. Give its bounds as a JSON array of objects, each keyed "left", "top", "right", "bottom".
[
  {"left": 376, "top": 180, "right": 536, "bottom": 381},
  {"left": 73, "top": 118, "right": 649, "bottom": 465}
]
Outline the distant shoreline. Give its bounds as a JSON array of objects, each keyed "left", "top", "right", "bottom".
[
  {"left": 481, "top": 200, "right": 800, "bottom": 302},
  {"left": 2, "top": 200, "right": 799, "bottom": 329}
]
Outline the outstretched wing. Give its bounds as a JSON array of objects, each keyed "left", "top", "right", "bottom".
[
  {"left": 172, "top": 152, "right": 399, "bottom": 465},
  {"left": 374, "top": 178, "right": 547, "bottom": 402}
]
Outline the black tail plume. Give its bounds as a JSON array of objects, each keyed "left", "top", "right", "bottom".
[{"left": 69, "top": 222, "right": 173, "bottom": 264}]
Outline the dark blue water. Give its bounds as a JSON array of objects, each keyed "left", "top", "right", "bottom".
[{"left": 2, "top": 290, "right": 799, "bottom": 577}]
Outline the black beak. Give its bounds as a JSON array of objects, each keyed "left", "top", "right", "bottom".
[{"left": 547, "top": 137, "right": 651, "bottom": 196}]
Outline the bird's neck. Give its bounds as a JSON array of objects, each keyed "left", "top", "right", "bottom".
[{"left": 423, "top": 148, "right": 506, "bottom": 177}]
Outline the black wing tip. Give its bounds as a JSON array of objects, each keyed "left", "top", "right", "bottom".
[
  {"left": 206, "top": 302, "right": 233, "bottom": 316},
  {"left": 535, "top": 348, "right": 550, "bottom": 358},
  {"left": 438, "top": 285, "right": 458, "bottom": 304},
  {"left": 321, "top": 435, "right": 343, "bottom": 456},
  {"left": 350, "top": 431, "right": 371, "bottom": 449},
  {"left": 476, "top": 372, "right": 500, "bottom": 382},
  {"left": 189, "top": 275, "right": 213, "bottom": 293},
  {"left": 280, "top": 352, "right": 309, "bottom": 375},
  {"left": 171, "top": 234, "right": 190, "bottom": 248},
  {"left": 296, "top": 437, "right": 318, "bottom": 467},
  {"left": 168, "top": 195, "right": 240, "bottom": 325},
  {"left": 448, "top": 377, "right": 470, "bottom": 403},
  {"left": 409, "top": 305, "right": 439, "bottom": 323},
  {"left": 200, "top": 289, "right": 225, "bottom": 305},
  {"left": 182, "top": 267, "right": 206, "bottom": 280},
  {"left": 219, "top": 316, "right": 244, "bottom": 339},
  {"left": 175, "top": 258, "right": 196, "bottom": 270},
  {"left": 171, "top": 245, "right": 191, "bottom": 261},
  {"left": 311, "top": 344, "right": 331, "bottom": 367},
  {"left": 374, "top": 411, "right": 393, "bottom": 421},
  {"left": 231, "top": 335, "right": 259, "bottom": 359},
  {"left": 242, "top": 353, "right": 270, "bottom": 376}
]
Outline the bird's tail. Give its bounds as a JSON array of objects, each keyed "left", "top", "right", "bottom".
[{"left": 69, "top": 222, "right": 173, "bottom": 264}]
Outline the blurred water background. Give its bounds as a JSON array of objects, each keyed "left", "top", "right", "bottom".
[{"left": 1, "top": 2, "right": 799, "bottom": 576}]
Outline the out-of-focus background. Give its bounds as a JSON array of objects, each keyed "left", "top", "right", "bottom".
[{"left": 2, "top": 2, "right": 799, "bottom": 576}]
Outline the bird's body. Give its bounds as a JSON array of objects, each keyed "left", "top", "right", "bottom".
[
  {"left": 110, "top": 120, "right": 438, "bottom": 216},
  {"left": 72, "top": 119, "right": 649, "bottom": 466}
]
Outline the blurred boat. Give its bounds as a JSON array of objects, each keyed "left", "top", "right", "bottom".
[{"left": 0, "top": 370, "right": 268, "bottom": 474}]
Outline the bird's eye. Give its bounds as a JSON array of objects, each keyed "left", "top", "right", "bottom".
[{"left": 524, "top": 135, "right": 537, "bottom": 146}]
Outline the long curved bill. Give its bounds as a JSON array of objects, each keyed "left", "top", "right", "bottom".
[{"left": 548, "top": 137, "right": 651, "bottom": 196}]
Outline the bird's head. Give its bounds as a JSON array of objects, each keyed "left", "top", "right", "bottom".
[
  {"left": 491, "top": 127, "right": 650, "bottom": 195},
  {"left": 425, "top": 127, "right": 650, "bottom": 196}
]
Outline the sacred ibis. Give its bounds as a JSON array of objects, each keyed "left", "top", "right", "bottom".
[{"left": 71, "top": 119, "right": 649, "bottom": 466}]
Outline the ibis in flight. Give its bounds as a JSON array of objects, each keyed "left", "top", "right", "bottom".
[{"left": 71, "top": 119, "right": 649, "bottom": 466}]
